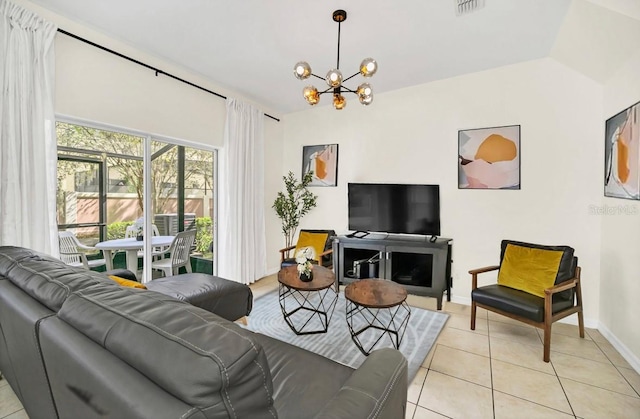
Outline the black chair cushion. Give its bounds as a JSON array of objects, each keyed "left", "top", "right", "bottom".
[{"left": 472, "top": 284, "right": 574, "bottom": 323}]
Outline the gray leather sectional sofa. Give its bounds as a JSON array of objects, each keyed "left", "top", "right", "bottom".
[{"left": 0, "top": 246, "right": 407, "bottom": 418}]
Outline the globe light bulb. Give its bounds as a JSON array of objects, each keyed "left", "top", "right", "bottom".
[
  {"left": 359, "top": 93, "right": 373, "bottom": 106},
  {"left": 333, "top": 94, "right": 346, "bottom": 110},
  {"left": 326, "top": 69, "right": 343, "bottom": 87},
  {"left": 293, "top": 61, "right": 312, "bottom": 80},
  {"left": 357, "top": 83, "right": 372, "bottom": 98},
  {"left": 302, "top": 86, "right": 320, "bottom": 105},
  {"left": 359, "top": 58, "right": 378, "bottom": 77}
]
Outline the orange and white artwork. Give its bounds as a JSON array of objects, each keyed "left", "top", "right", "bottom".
[
  {"left": 302, "top": 144, "right": 339, "bottom": 187},
  {"left": 605, "top": 102, "right": 640, "bottom": 200},
  {"left": 458, "top": 125, "right": 520, "bottom": 189}
]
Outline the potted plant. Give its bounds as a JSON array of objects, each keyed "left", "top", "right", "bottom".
[
  {"left": 273, "top": 170, "right": 318, "bottom": 253},
  {"left": 295, "top": 246, "right": 315, "bottom": 282},
  {"left": 132, "top": 218, "right": 144, "bottom": 241}
]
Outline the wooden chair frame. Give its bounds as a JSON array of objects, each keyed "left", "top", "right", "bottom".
[{"left": 470, "top": 265, "right": 584, "bottom": 362}]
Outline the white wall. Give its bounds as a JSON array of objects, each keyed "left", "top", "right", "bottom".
[
  {"left": 600, "top": 48, "right": 640, "bottom": 370},
  {"left": 280, "top": 58, "right": 603, "bottom": 326},
  {"left": 16, "top": 0, "right": 282, "bottom": 148}
]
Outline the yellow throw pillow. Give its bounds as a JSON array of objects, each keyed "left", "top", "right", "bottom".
[
  {"left": 109, "top": 275, "right": 147, "bottom": 289},
  {"left": 294, "top": 231, "right": 328, "bottom": 263},
  {"left": 497, "top": 244, "right": 563, "bottom": 298}
]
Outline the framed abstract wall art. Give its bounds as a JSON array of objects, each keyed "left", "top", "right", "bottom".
[
  {"left": 302, "top": 144, "right": 339, "bottom": 187},
  {"left": 458, "top": 125, "right": 521, "bottom": 190},
  {"left": 605, "top": 101, "right": 640, "bottom": 200}
]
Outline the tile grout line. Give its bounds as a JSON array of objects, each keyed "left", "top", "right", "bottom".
[
  {"left": 406, "top": 332, "right": 438, "bottom": 419},
  {"left": 487, "top": 317, "right": 496, "bottom": 419},
  {"left": 548, "top": 352, "right": 578, "bottom": 418},
  {"left": 589, "top": 339, "right": 640, "bottom": 398}
]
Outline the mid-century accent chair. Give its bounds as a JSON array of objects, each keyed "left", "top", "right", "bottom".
[
  {"left": 279, "top": 229, "right": 336, "bottom": 269},
  {"left": 469, "top": 240, "right": 584, "bottom": 362}
]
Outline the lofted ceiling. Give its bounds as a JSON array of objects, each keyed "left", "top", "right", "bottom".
[{"left": 24, "top": 0, "right": 640, "bottom": 115}]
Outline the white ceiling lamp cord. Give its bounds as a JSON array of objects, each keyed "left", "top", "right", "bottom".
[{"left": 456, "top": 0, "right": 485, "bottom": 16}]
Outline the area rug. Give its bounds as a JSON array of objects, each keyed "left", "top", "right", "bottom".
[{"left": 245, "top": 290, "right": 449, "bottom": 382}]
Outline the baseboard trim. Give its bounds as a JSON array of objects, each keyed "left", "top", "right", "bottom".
[{"left": 598, "top": 323, "right": 640, "bottom": 374}]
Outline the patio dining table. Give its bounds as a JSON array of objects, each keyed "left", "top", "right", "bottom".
[{"left": 95, "top": 236, "right": 174, "bottom": 279}]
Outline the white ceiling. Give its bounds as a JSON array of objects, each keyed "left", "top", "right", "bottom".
[{"left": 24, "top": 0, "right": 629, "bottom": 115}]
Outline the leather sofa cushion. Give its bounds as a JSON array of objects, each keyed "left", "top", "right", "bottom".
[
  {"left": 0, "top": 280, "right": 58, "bottom": 418},
  {"left": 146, "top": 273, "right": 252, "bottom": 321},
  {"left": 0, "top": 246, "right": 115, "bottom": 311},
  {"left": 252, "top": 332, "right": 353, "bottom": 417},
  {"left": 58, "top": 284, "right": 277, "bottom": 418},
  {"left": 40, "top": 316, "right": 204, "bottom": 419},
  {"left": 472, "top": 284, "right": 574, "bottom": 323}
]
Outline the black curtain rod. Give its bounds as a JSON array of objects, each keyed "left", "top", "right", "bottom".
[{"left": 57, "top": 28, "right": 280, "bottom": 122}]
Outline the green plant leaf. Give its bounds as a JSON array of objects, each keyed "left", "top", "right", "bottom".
[{"left": 272, "top": 170, "right": 318, "bottom": 249}]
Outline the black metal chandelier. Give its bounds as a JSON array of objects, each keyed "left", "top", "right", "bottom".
[{"left": 293, "top": 10, "right": 377, "bottom": 110}]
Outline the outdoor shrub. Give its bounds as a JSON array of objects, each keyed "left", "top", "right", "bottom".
[
  {"left": 195, "top": 217, "right": 213, "bottom": 253},
  {"left": 107, "top": 221, "right": 133, "bottom": 240}
]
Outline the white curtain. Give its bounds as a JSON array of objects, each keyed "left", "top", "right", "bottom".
[
  {"left": 219, "top": 99, "right": 267, "bottom": 284},
  {"left": 0, "top": 0, "right": 58, "bottom": 256}
]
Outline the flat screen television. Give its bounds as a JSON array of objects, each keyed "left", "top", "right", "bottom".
[{"left": 348, "top": 183, "right": 441, "bottom": 236}]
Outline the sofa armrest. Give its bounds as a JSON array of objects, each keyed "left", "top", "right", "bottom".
[{"left": 314, "top": 348, "right": 408, "bottom": 419}]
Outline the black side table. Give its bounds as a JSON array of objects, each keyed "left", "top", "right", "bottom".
[
  {"left": 345, "top": 279, "right": 411, "bottom": 355},
  {"left": 278, "top": 265, "right": 338, "bottom": 335}
]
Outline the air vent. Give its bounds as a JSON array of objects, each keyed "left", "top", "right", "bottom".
[{"left": 456, "top": 0, "right": 485, "bottom": 16}]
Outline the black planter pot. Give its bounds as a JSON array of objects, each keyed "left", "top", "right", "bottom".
[
  {"left": 299, "top": 271, "right": 313, "bottom": 282},
  {"left": 136, "top": 235, "right": 143, "bottom": 241}
]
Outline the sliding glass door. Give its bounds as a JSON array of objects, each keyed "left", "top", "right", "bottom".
[
  {"left": 56, "top": 156, "right": 104, "bottom": 247},
  {"left": 56, "top": 120, "right": 216, "bottom": 279}
]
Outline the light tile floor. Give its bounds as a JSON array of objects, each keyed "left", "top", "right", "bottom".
[{"left": 1, "top": 275, "right": 639, "bottom": 419}]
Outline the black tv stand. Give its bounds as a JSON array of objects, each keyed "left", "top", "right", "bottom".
[
  {"left": 346, "top": 231, "right": 370, "bottom": 239},
  {"left": 333, "top": 234, "right": 453, "bottom": 310}
]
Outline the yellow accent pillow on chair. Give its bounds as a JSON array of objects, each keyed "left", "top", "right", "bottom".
[
  {"left": 109, "top": 275, "right": 147, "bottom": 289},
  {"left": 294, "top": 231, "right": 328, "bottom": 263},
  {"left": 497, "top": 244, "right": 563, "bottom": 298}
]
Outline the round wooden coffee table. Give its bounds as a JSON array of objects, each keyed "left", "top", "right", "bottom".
[
  {"left": 344, "top": 279, "right": 411, "bottom": 355},
  {"left": 278, "top": 265, "right": 338, "bottom": 335}
]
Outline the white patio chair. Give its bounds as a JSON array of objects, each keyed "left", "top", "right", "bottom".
[
  {"left": 58, "top": 231, "right": 106, "bottom": 270},
  {"left": 151, "top": 229, "right": 197, "bottom": 277}
]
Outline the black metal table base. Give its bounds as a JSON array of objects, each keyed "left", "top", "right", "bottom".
[
  {"left": 279, "top": 283, "right": 338, "bottom": 335},
  {"left": 345, "top": 300, "right": 411, "bottom": 356}
]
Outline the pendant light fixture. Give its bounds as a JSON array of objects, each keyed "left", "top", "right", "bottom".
[{"left": 293, "top": 10, "right": 377, "bottom": 110}]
